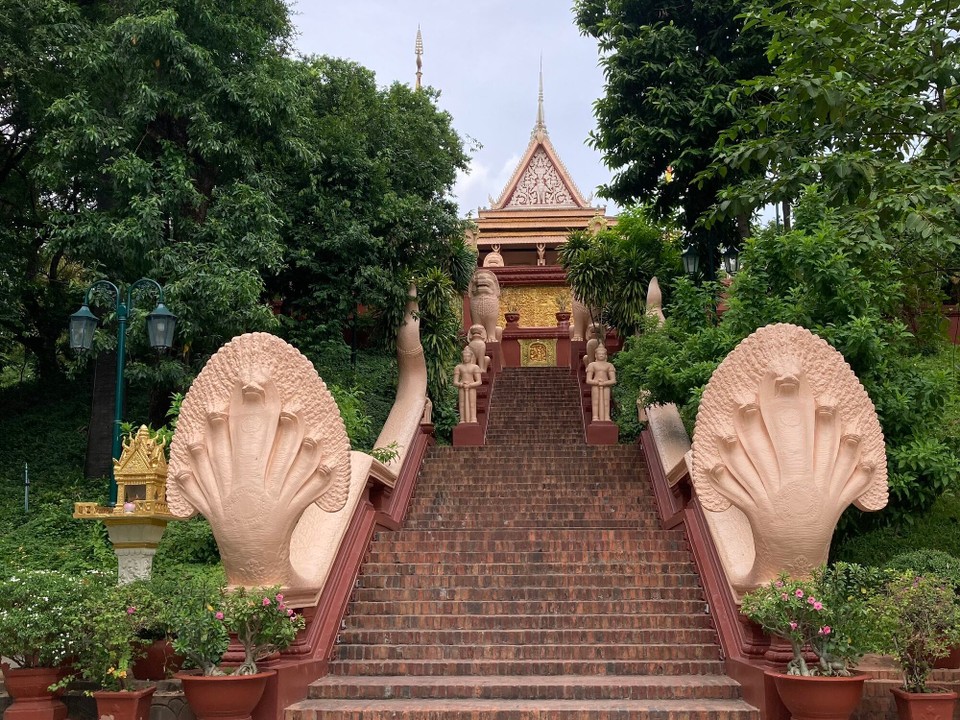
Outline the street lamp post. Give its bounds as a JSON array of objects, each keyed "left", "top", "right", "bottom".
[{"left": 69, "top": 278, "right": 176, "bottom": 506}]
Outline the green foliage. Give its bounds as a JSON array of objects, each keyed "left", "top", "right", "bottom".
[
  {"left": 710, "top": 0, "right": 960, "bottom": 276},
  {"left": 884, "top": 550, "right": 960, "bottom": 592},
  {"left": 416, "top": 267, "right": 463, "bottom": 442},
  {"left": 615, "top": 199, "right": 960, "bottom": 525},
  {"left": 154, "top": 517, "right": 220, "bottom": 568},
  {"left": 273, "top": 56, "right": 471, "bottom": 351},
  {"left": 832, "top": 495, "right": 960, "bottom": 567},
  {"left": 169, "top": 570, "right": 229, "bottom": 676},
  {"left": 0, "top": 568, "right": 102, "bottom": 667},
  {"left": 558, "top": 207, "right": 682, "bottom": 335},
  {"left": 872, "top": 572, "right": 960, "bottom": 693},
  {"left": 72, "top": 580, "right": 143, "bottom": 690},
  {"left": 740, "top": 564, "right": 886, "bottom": 676},
  {"left": 574, "top": 0, "right": 772, "bottom": 249}
]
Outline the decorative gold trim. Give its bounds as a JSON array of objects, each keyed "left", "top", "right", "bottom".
[{"left": 520, "top": 338, "right": 557, "bottom": 367}]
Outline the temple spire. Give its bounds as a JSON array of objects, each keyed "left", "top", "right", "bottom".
[
  {"left": 415, "top": 26, "right": 423, "bottom": 90},
  {"left": 534, "top": 56, "right": 546, "bottom": 135}
]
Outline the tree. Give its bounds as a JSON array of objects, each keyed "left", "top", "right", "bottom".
[
  {"left": 269, "top": 57, "right": 472, "bottom": 352},
  {"left": 710, "top": 0, "right": 960, "bottom": 324},
  {"left": 615, "top": 193, "right": 960, "bottom": 527},
  {"left": 558, "top": 207, "right": 681, "bottom": 336},
  {"left": 574, "top": 0, "right": 774, "bottom": 259}
]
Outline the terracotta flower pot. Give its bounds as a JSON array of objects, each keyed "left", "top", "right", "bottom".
[
  {"left": 92, "top": 685, "right": 156, "bottom": 720},
  {"left": 891, "top": 687, "right": 958, "bottom": 720},
  {"left": 132, "top": 639, "right": 183, "bottom": 680},
  {"left": 768, "top": 670, "right": 868, "bottom": 720},
  {"left": 1, "top": 664, "right": 67, "bottom": 720},
  {"left": 176, "top": 670, "right": 275, "bottom": 720}
]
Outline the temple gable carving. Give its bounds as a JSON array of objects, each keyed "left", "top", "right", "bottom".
[{"left": 504, "top": 148, "right": 575, "bottom": 208}]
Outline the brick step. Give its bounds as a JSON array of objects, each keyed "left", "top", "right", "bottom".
[
  {"left": 327, "top": 658, "right": 726, "bottom": 677},
  {"left": 306, "top": 674, "right": 744, "bottom": 701},
  {"left": 346, "top": 599, "right": 708, "bottom": 616},
  {"left": 363, "top": 550, "right": 694, "bottom": 564},
  {"left": 401, "top": 520, "right": 658, "bottom": 530},
  {"left": 334, "top": 643, "right": 722, "bottom": 662},
  {"left": 338, "top": 628, "right": 720, "bottom": 647},
  {"left": 356, "top": 574, "right": 703, "bottom": 590},
  {"left": 357, "top": 561, "right": 698, "bottom": 577},
  {"left": 372, "top": 540, "right": 688, "bottom": 553},
  {"left": 410, "top": 489, "right": 652, "bottom": 499},
  {"left": 286, "top": 697, "right": 759, "bottom": 719},
  {"left": 405, "top": 508, "right": 661, "bottom": 519},
  {"left": 352, "top": 588, "right": 705, "bottom": 604},
  {"left": 345, "top": 613, "right": 715, "bottom": 631},
  {"left": 378, "top": 527, "right": 664, "bottom": 536}
]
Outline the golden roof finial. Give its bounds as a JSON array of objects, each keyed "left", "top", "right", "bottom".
[
  {"left": 534, "top": 55, "right": 547, "bottom": 136},
  {"left": 415, "top": 26, "right": 423, "bottom": 90}
]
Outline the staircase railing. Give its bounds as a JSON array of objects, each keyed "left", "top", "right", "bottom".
[
  {"left": 253, "top": 421, "right": 434, "bottom": 720},
  {"left": 640, "top": 405, "right": 789, "bottom": 720}
]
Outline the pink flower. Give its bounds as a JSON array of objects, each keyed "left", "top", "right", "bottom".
[
  {"left": 781, "top": 593, "right": 789, "bottom": 601},
  {"left": 813, "top": 602, "right": 823, "bottom": 611},
  {"left": 775, "top": 580, "right": 783, "bottom": 588},
  {"left": 262, "top": 597, "right": 271, "bottom": 606},
  {"left": 215, "top": 611, "right": 224, "bottom": 620},
  {"left": 279, "top": 603, "right": 286, "bottom": 611},
  {"left": 789, "top": 622, "right": 798, "bottom": 630},
  {"left": 819, "top": 626, "right": 831, "bottom": 635},
  {"left": 276, "top": 593, "right": 284, "bottom": 602},
  {"left": 807, "top": 596, "right": 816, "bottom": 605},
  {"left": 126, "top": 606, "right": 136, "bottom": 615},
  {"left": 795, "top": 589, "right": 804, "bottom": 598},
  {"left": 287, "top": 608, "right": 294, "bottom": 616}
]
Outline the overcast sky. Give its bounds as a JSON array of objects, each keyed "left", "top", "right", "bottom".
[{"left": 290, "top": 1, "right": 617, "bottom": 218}]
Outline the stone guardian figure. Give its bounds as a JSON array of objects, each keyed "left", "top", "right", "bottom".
[
  {"left": 585, "top": 345, "right": 616, "bottom": 422},
  {"left": 468, "top": 269, "right": 503, "bottom": 343},
  {"left": 467, "top": 324, "right": 490, "bottom": 373},
  {"left": 453, "top": 347, "right": 483, "bottom": 424}
]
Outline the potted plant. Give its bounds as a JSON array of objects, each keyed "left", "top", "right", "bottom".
[
  {"left": 740, "top": 563, "right": 885, "bottom": 720},
  {"left": 68, "top": 580, "right": 156, "bottom": 720},
  {"left": 122, "top": 578, "right": 182, "bottom": 680},
  {"left": 172, "top": 582, "right": 306, "bottom": 720},
  {"left": 0, "top": 569, "right": 94, "bottom": 720},
  {"left": 873, "top": 572, "right": 960, "bottom": 720},
  {"left": 884, "top": 550, "right": 960, "bottom": 668}
]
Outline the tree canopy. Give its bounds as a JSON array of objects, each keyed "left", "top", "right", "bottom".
[
  {"left": 574, "top": 0, "right": 773, "bottom": 256},
  {"left": 0, "top": 0, "right": 471, "bottom": 401},
  {"left": 709, "top": 0, "right": 960, "bottom": 307}
]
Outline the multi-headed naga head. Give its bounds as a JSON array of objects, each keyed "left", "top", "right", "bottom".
[
  {"left": 167, "top": 333, "right": 351, "bottom": 588},
  {"left": 692, "top": 324, "right": 887, "bottom": 592}
]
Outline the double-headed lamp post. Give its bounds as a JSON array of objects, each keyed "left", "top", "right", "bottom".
[{"left": 69, "top": 278, "right": 177, "bottom": 506}]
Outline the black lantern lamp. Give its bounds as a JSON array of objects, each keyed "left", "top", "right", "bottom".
[
  {"left": 682, "top": 244, "right": 700, "bottom": 276},
  {"left": 69, "top": 304, "right": 100, "bottom": 352},
  {"left": 722, "top": 245, "right": 741, "bottom": 276},
  {"left": 146, "top": 303, "right": 177, "bottom": 350}
]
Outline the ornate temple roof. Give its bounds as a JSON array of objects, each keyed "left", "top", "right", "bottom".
[{"left": 469, "top": 69, "right": 614, "bottom": 254}]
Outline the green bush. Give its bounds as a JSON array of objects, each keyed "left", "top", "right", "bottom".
[
  {"left": 883, "top": 549, "right": 960, "bottom": 589},
  {"left": 617, "top": 203, "right": 960, "bottom": 528}
]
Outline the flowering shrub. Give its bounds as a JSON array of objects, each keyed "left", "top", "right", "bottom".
[
  {"left": 740, "top": 563, "right": 886, "bottom": 676},
  {"left": 71, "top": 580, "right": 157, "bottom": 691},
  {"left": 873, "top": 572, "right": 960, "bottom": 693},
  {"left": 171, "top": 579, "right": 305, "bottom": 676},
  {"left": 220, "top": 586, "right": 305, "bottom": 675},
  {"left": 0, "top": 569, "right": 97, "bottom": 668}
]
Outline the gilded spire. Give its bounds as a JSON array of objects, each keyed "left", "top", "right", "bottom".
[
  {"left": 415, "top": 26, "right": 423, "bottom": 90},
  {"left": 534, "top": 56, "right": 547, "bottom": 136}
]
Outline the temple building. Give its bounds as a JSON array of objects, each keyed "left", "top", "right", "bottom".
[{"left": 462, "top": 73, "right": 616, "bottom": 366}]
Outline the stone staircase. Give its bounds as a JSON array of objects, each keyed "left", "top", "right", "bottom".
[{"left": 288, "top": 367, "right": 758, "bottom": 719}]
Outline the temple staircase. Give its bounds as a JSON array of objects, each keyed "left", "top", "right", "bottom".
[{"left": 288, "top": 367, "right": 758, "bottom": 719}]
